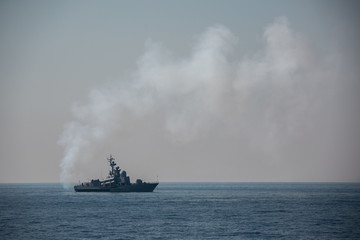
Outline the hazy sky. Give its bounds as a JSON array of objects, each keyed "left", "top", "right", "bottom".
[{"left": 1, "top": 0, "right": 359, "bottom": 183}]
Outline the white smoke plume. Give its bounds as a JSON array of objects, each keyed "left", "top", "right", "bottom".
[{"left": 59, "top": 17, "right": 359, "bottom": 183}]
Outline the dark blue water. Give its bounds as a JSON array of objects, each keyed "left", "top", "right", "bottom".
[{"left": 0, "top": 183, "right": 359, "bottom": 239}]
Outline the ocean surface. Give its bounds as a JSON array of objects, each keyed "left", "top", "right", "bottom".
[{"left": 0, "top": 182, "right": 359, "bottom": 239}]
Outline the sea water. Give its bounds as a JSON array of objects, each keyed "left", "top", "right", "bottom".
[{"left": 0, "top": 182, "right": 359, "bottom": 239}]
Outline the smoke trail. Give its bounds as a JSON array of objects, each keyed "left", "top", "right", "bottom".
[{"left": 59, "top": 17, "right": 353, "bottom": 183}]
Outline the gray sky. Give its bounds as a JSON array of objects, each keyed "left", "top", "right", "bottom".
[{"left": 1, "top": 0, "right": 359, "bottom": 183}]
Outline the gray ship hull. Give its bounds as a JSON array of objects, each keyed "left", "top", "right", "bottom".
[{"left": 74, "top": 182, "right": 158, "bottom": 192}]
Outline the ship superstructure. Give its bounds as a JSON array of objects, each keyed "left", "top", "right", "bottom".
[{"left": 74, "top": 155, "right": 158, "bottom": 192}]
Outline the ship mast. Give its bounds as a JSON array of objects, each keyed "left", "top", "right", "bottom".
[{"left": 107, "top": 154, "right": 116, "bottom": 177}]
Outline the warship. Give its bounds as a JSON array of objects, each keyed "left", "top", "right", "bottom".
[{"left": 74, "top": 155, "right": 159, "bottom": 192}]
